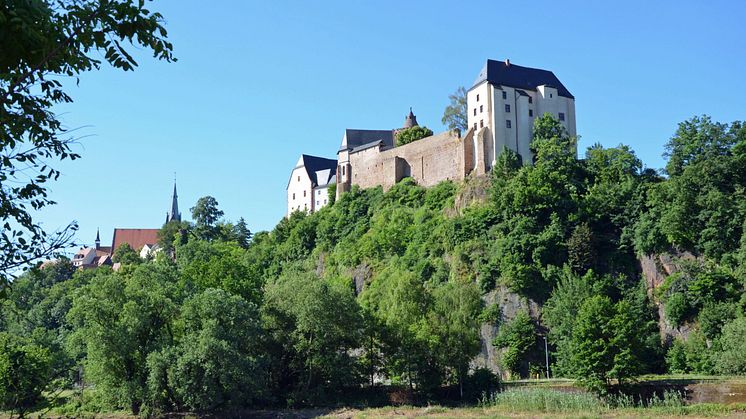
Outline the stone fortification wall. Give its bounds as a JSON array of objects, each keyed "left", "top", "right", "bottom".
[{"left": 347, "top": 128, "right": 479, "bottom": 191}]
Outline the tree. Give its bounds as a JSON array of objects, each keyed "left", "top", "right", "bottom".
[
  {"left": 713, "top": 317, "right": 746, "bottom": 374},
  {"left": 263, "top": 270, "right": 362, "bottom": 399},
  {"left": 441, "top": 86, "right": 467, "bottom": 132},
  {"left": 395, "top": 125, "right": 434, "bottom": 147},
  {"left": 492, "top": 310, "right": 536, "bottom": 377},
  {"left": 67, "top": 264, "right": 179, "bottom": 414},
  {"left": 0, "top": 332, "right": 51, "bottom": 416},
  {"left": 569, "top": 296, "right": 646, "bottom": 394},
  {"left": 233, "top": 217, "right": 252, "bottom": 249},
  {"left": 147, "top": 289, "right": 264, "bottom": 411},
  {"left": 191, "top": 196, "right": 224, "bottom": 241},
  {"left": 157, "top": 220, "right": 190, "bottom": 255},
  {"left": 111, "top": 243, "right": 141, "bottom": 265},
  {"left": 0, "top": 0, "right": 175, "bottom": 293}
]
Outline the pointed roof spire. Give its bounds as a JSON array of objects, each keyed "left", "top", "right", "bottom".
[
  {"left": 95, "top": 228, "right": 101, "bottom": 249},
  {"left": 403, "top": 107, "right": 418, "bottom": 128},
  {"left": 167, "top": 177, "right": 181, "bottom": 223}
]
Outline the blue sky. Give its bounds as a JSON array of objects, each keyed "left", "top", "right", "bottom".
[{"left": 41, "top": 0, "right": 746, "bottom": 248}]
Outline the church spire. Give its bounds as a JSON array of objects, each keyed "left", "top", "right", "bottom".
[
  {"left": 95, "top": 228, "right": 101, "bottom": 250},
  {"left": 167, "top": 178, "right": 181, "bottom": 223}
]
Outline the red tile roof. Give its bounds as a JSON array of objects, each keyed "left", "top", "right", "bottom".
[{"left": 111, "top": 229, "right": 159, "bottom": 253}]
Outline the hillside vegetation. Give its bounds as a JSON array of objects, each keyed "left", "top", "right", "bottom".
[{"left": 1, "top": 114, "right": 745, "bottom": 415}]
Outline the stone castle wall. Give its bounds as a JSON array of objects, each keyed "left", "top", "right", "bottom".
[{"left": 345, "top": 128, "right": 481, "bottom": 192}]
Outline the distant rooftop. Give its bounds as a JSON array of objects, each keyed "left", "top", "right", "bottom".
[
  {"left": 340, "top": 129, "right": 394, "bottom": 153},
  {"left": 472, "top": 59, "right": 574, "bottom": 99}
]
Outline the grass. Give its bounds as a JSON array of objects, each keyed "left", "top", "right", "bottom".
[{"left": 321, "top": 388, "right": 746, "bottom": 418}]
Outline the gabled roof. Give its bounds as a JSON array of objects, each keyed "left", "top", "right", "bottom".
[
  {"left": 472, "top": 59, "right": 574, "bottom": 99},
  {"left": 289, "top": 154, "right": 337, "bottom": 188},
  {"left": 111, "top": 228, "right": 159, "bottom": 253},
  {"left": 339, "top": 129, "right": 394, "bottom": 152}
]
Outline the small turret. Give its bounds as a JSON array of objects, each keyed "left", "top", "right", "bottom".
[{"left": 403, "top": 107, "right": 418, "bottom": 129}]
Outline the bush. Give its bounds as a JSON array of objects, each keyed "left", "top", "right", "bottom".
[
  {"left": 395, "top": 126, "right": 434, "bottom": 146},
  {"left": 0, "top": 332, "right": 51, "bottom": 415}
]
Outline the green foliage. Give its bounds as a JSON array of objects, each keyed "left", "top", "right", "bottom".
[
  {"left": 395, "top": 125, "right": 434, "bottom": 146},
  {"left": 441, "top": 86, "right": 467, "bottom": 132},
  {"left": 147, "top": 289, "right": 264, "bottom": 411},
  {"left": 569, "top": 295, "right": 652, "bottom": 394},
  {"left": 0, "top": 0, "right": 174, "bottom": 293},
  {"left": 263, "top": 270, "right": 363, "bottom": 401},
  {"left": 67, "top": 264, "right": 180, "bottom": 414},
  {"left": 190, "top": 196, "right": 225, "bottom": 241},
  {"left": 492, "top": 311, "right": 536, "bottom": 376},
  {"left": 111, "top": 243, "right": 141, "bottom": 265},
  {"left": 713, "top": 317, "right": 746, "bottom": 374},
  {"left": 0, "top": 332, "right": 51, "bottom": 414}
]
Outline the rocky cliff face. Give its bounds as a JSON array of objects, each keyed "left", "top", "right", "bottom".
[
  {"left": 471, "top": 285, "right": 540, "bottom": 376},
  {"left": 639, "top": 251, "right": 699, "bottom": 344}
]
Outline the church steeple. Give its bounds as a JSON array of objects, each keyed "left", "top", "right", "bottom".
[
  {"left": 95, "top": 228, "right": 101, "bottom": 250},
  {"left": 166, "top": 179, "right": 181, "bottom": 223}
]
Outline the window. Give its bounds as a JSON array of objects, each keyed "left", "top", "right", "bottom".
[
  {"left": 473, "top": 123, "right": 477, "bottom": 130},
  {"left": 473, "top": 108, "right": 477, "bottom": 116},
  {"left": 505, "top": 104, "right": 510, "bottom": 113},
  {"left": 316, "top": 201, "right": 320, "bottom": 206},
  {"left": 342, "top": 166, "right": 345, "bottom": 175},
  {"left": 480, "top": 119, "right": 483, "bottom": 128},
  {"left": 506, "top": 120, "right": 512, "bottom": 128},
  {"left": 502, "top": 91, "right": 507, "bottom": 100},
  {"left": 559, "top": 112, "right": 565, "bottom": 121},
  {"left": 292, "top": 193, "right": 295, "bottom": 200},
  {"left": 476, "top": 94, "right": 480, "bottom": 101},
  {"left": 303, "top": 190, "right": 306, "bottom": 197},
  {"left": 479, "top": 105, "right": 483, "bottom": 113},
  {"left": 550, "top": 93, "right": 553, "bottom": 98},
  {"left": 297, "top": 176, "right": 300, "bottom": 182},
  {"left": 528, "top": 97, "right": 533, "bottom": 104},
  {"left": 529, "top": 109, "right": 533, "bottom": 117}
]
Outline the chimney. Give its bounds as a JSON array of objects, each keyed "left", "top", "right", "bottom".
[{"left": 505, "top": 58, "right": 510, "bottom": 67}]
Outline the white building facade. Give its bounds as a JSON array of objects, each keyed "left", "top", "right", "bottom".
[
  {"left": 287, "top": 154, "right": 337, "bottom": 216},
  {"left": 466, "top": 59, "right": 576, "bottom": 167}
]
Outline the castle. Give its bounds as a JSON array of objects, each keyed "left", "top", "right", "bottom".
[{"left": 287, "top": 59, "right": 576, "bottom": 216}]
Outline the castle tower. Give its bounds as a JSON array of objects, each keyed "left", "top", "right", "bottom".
[
  {"left": 95, "top": 228, "right": 101, "bottom": 250},
  {"left": 403, "top": 107, "right": 418, "bottom": 128},
  {"left": 466, "top": 58, "right": 576, "bottom": 167},
  {"left": 166, "top": 180, "right": 181, "bottom": 223}
]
